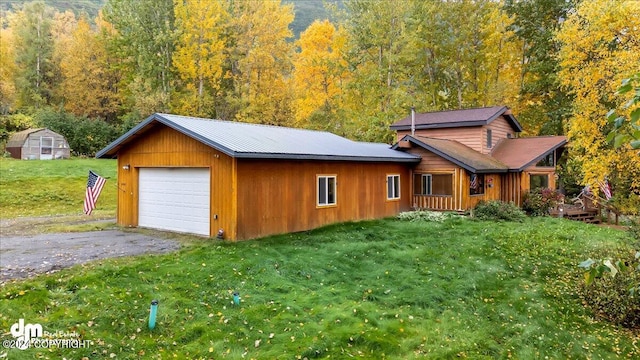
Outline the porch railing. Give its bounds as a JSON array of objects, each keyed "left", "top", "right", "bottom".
[{"left": 412, "top": 195, "right": 456, "bottom": 211}]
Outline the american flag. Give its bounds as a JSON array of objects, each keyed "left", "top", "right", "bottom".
[
  {"left": 599, "top": 180, "right": 612, "bottom": 200},
  {"left": 470, "top": 174, "right": 478, "bottom": 189},
  {"left": 84, "top": 171, "right": 106, "bottom": 215}
]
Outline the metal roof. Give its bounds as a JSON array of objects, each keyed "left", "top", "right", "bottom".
[
  {"left": 97, "top": 113, "right": 421, "bottom": 163},
  {"left": 390, "top": 106, "right": 523, "bottom": 132}
]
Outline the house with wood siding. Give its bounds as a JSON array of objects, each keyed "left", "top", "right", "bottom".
[
  {"left": 97, "top": 113, "right": 420, "bottom": 240},
  {"left": 390, "top": 106, "right": 567, "bottom": 211},
  {"left": 97, "top": 107, "right": 566, "bottom": 240}
]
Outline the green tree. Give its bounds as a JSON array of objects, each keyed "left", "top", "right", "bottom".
[
  {"left": 172, "top": 0, "right": 228, "bottom": 117},
  {"left": 407, "top": 0, "right": 520, "bottom": 111},
  {"left": 103, "top": 0, "right": 176, "bottom": 115},
  {"left": 10, "top": 1, "right": 56, "bottom": 110},
  {"left": 607, "top": 72, "right": 640, "bottom": 150},
  {"left": 339, "top": 0, "right": 413, "bottom": 142},
  {"left": 504, "top": 0, "right": 575, "bottom": 135}
]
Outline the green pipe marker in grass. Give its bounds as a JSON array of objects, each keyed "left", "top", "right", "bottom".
[{"left": 148, "top": 300, "right": 158, "bottom": 330}]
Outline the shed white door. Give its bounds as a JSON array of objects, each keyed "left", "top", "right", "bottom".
[{"left": 138, "top": 168, "right": 210, "bottom": 236}]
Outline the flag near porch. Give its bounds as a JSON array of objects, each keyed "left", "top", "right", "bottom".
[
  {"left": 84, "top": 170, "right": 106, "bottom": 215},
  {"left": 599, "top": 180, "right": 612, "bottom": 200}
]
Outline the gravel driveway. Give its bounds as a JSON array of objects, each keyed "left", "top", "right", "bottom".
[{"left": 0, "top": 230, "right": 181, "bottom": 282}]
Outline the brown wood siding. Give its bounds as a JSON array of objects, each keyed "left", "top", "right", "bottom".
[
  {"left": 409, "top": 147, "right": 458, "bottom": 171},
  {"left": 235, "top": 160, "right": 411, "bottom": 240},
  {"left": 463, "top": 172, "right": 503, "bottom": 209},
  {"left": 114, "top": 126, "right": 237, "bottom": 239},
  {"left": 501, "top": 172, "right": 523, "bottom": 206},
  {"left": 397, "top": 127, "right": 484, "bottom": 153},
  {"left": 485, "top": 116, "right": 515, "bottom": 154}
]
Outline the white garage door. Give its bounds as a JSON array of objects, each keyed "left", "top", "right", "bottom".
[{"left": 138, "top": 168, "right": 210, "bottom": 236}]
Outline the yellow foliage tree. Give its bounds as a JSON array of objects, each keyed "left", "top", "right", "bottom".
[
  {"left": 58, "top": 15, "right": 121, "bottom": 122},
  {"left": 557, "top": 0, "right": 640, "bottom": 212},
  {"left": 228, "top": 0, "right": 295, "bottom": 126},
  {"left": 0, "top": 24, "right": 16, "bottom": 113},
  {"left": 172, "top": 0, "right": 227, "bottom": 117},
  {"left": 292, "top": 20, "right": 348, "bottom": 129}
]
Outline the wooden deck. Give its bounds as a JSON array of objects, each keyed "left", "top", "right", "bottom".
[{"left": 550, "top": 207, "right": 601, "bottom": 224}]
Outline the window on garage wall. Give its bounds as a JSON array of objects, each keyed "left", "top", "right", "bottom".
[{"left": 317, "top": 175, "right": 336, "bottom": 206}]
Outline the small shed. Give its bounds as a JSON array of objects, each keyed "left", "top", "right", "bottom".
[{"left": 6, "top": 128, "right": 70, "bottom": 160}]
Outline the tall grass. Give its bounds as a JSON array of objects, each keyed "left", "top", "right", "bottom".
[
  {"left": 0, "top": 158, "right": 116, "bottom": 218},
  {"left": 1, "top": 217, "right": 638, "bottom": 359}
]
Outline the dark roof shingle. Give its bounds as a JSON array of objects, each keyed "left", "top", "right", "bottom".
[
  {"left": 390, "top": 106, "right": 523, "bottom": 132},
  {"left": 394, "top": 135, "right": 509, "bottom": 173}
]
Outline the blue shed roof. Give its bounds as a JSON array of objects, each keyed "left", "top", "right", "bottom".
[{"left": 96, "top": 113, "right": 420, "bottom": 163}]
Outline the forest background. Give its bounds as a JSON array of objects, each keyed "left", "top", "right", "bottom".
[{"left": 0, "top": 0, "right": 638, "bottom": 213}]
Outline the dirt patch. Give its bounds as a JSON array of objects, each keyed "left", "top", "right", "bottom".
[
  {"left": 0, "top": 225, "right": 181, "bottom": 283},
  {"left": 0, "top": 214, "right": 116, "bottom": 237}
]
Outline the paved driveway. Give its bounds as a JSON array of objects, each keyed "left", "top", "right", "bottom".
[{"left": 0, "top": 230, "right": 181, "bottom": 282}]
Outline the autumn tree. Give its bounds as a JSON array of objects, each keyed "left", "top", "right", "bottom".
[
  {"left": 10, "top": 1, "right": 57, "bottom": 110},
  {"left": 172, "top": 0, "right": 228, "bottom": 117},
  {"left": 0, "top": 16, "right": 16, "bottom": 114},
  {"left": 292, "top": 19, "right": 348, "bottom": 132},
  {"left": 226, "top": 0, "right": 295, "bottom": 126},
  {"left": 57, "top": 15, "right": 122, "bottom": 122},
  {"left": 557, "top": 0, "right": 640, "bottom": 213}
]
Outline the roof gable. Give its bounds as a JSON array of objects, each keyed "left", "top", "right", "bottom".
[
  {"left": 96, "top": 113, "right": 421, "bottom": 163},
  {"left": 491, "top": 136, "right": 567, "bottom": 171},
  {"left": 390, "top": 106, "right": 523, "bottom": 132},
  {"left": 393, "top": 135, "right": 509, "bottom": 173}
]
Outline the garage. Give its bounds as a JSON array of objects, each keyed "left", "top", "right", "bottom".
[{"left": 138, "top": 168, "right": 210, "bottom": 236}]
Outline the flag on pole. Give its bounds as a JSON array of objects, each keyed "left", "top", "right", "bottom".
[
  {"left": 84, "top": 170, "right": 106, "bottom": 215},
  {"left": 598, "top": 180, "right": 612, "bottom": 200}
]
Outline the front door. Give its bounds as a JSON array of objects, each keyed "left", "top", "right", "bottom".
[{"left": 40, "top": 137, "right": 53, "bottom": 160}]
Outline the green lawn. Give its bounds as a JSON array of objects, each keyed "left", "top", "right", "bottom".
[
  {"left": 0, "top": 158, "right": 117, "bottom": 218},
  {"left": 1, "top": 217, "right": 638, "bottom": 359}
]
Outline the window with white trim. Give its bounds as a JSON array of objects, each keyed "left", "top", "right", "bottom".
[
  {"left": 387, "top": 175, "right": 400, "bottom": 200},
  {"left": 317, "top": 175, "right": 336, "bottom": 206}
]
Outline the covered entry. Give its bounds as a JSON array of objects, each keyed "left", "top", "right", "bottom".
[{"left": 138, "top": 168, "right": 210, "bottom": 236}]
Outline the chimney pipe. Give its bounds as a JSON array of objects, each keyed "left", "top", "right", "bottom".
[{"left": 411, "top": 107, "right": 416, "bottom": 137}]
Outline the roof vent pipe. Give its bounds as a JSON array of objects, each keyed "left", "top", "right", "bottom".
[{"left": 411, "top": 107, "right": 416, "bottom": 137}]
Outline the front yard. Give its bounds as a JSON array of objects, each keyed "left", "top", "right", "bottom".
[{"left": 1, "top": 216, "right": 638, "bottom": 359}]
